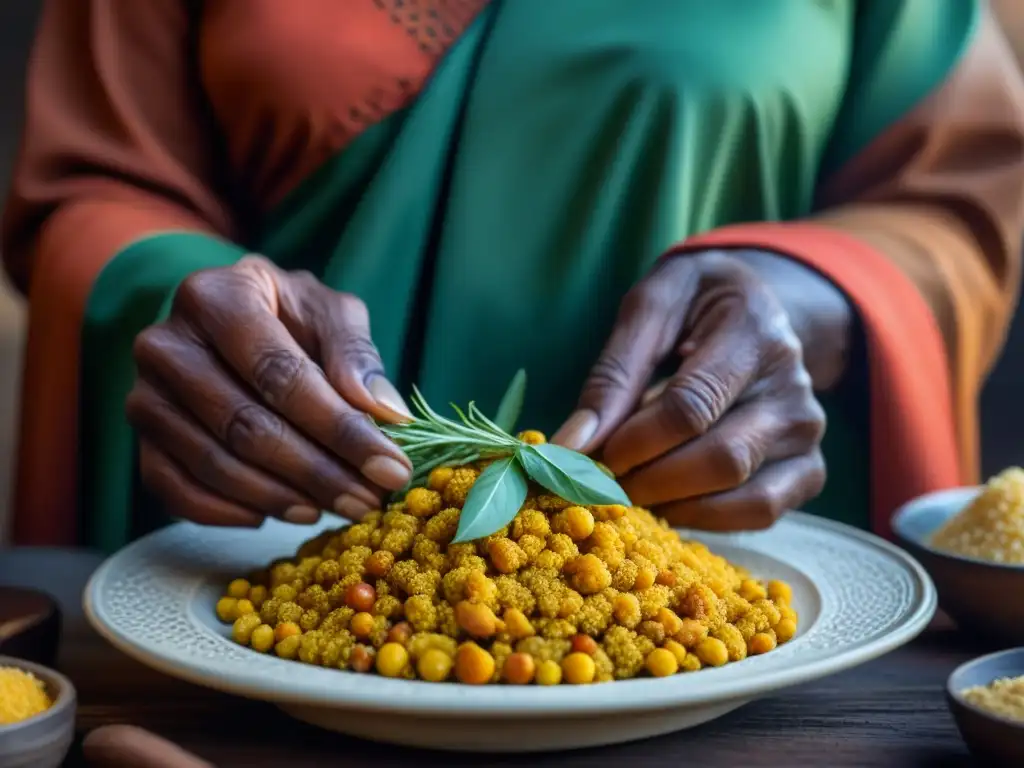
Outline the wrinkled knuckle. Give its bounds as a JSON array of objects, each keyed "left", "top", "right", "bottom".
[
  {"left": 124, "top": 387, "right": 151, "bottom": 427},
  {"left": 713, "top": 439, "right": 755, "bottom": 487},
  {"left": 341, "top": 334, "right": 384, "bottom": 376},
  {"left": 224, "top": 404, "right": 283, "bottom": 457},
  {"left": 792, "top": 397, "right": 827, "bottom": 444},
  {"left": 174, "top": 270, "right": 224, "bottom": 316},
  {"left": 191, "top": 446, "right": 230, "bottom": 491},
  {"left": 585, "top": 356, "right": 632, "bottom": 400},
  {"left": 748, "top": 494, "right": 783, "bottom": 530},
  {"left": 252, "top": 348, "right": 305, "bottom": 405},
  {"left": 132, "top": 326, "right": 173, "bottom": 369},
  {"left": 337, "top": 292, "right": 369, "bottom": 322},
  {"left": 663, "top": 374, "right": 726, "bottom": 436}
]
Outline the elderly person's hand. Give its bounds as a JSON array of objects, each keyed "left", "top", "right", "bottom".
[
  {"left": 554, "top": 250, "right": 839, "bottom": 531},
  {"left": 126, "top": 256, "right": 412, "bottom": 528}
]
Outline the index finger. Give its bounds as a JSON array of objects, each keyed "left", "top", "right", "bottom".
[
  {"left": 176, "top": 268, "right": 412, "bottom": 490},
  {"left": 602, "top": 317, "right": 761, "bottom": 476}
]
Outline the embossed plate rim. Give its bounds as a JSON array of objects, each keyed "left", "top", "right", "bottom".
[{"left": 84, "top": 511, "right": 936, "bottom": 717}]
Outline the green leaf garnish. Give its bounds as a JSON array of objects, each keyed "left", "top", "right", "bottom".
[
  {"left": 517, "top": 443, "right": 631, "bottom": 507},
  {"left": 380, "top": 374, "right": 631, "bottom": 541},
  {"left": 493, "top": 369, "right": 527, "bottom": 434},
  {"left": 452, "top": 456, "right": 529, "bottom": 543}
]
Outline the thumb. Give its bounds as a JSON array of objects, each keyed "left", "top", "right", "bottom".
[{"left": 552, "top": 288, "right": 680, "bottom": 453}]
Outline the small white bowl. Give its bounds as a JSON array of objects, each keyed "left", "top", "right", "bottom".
[
  {"left": 892, "top": 487, "right": 1024, "bottom": 644},
  {"left": 0, "top": 656, "right": 76, "bottom": 768}
]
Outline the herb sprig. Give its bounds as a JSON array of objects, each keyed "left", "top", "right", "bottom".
[{"left": 380, "top": 370, "right": 630, "bottom": 543}]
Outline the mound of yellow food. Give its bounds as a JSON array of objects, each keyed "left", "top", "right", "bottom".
[
  {"left": 932, "top": 467, "right": 1024, "bottom": 565},
  {"left": 217, "top": 456, "right": 797, "bottom": 684},
  {"left": 0, "top": 667, "right": 52, "bottom": 725}
]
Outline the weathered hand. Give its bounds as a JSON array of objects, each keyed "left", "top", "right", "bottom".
[
  {"left": 127, "top": 256, "right": 412, "bottom": 527},
  {"left": 553, "top": 250, "right": 827, "bottom": 531}
]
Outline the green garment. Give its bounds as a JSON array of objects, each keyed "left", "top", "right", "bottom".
[{"left": 80, "top": 0, "right": 978, "bottom": 552}]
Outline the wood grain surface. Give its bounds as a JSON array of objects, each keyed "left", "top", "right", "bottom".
[{"left": 0, "top": 548, "right": 989, "bottom": 767}]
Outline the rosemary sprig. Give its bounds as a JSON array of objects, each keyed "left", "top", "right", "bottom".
[{"left": 380, "top": 371, "right": 631, "bottom": 543}]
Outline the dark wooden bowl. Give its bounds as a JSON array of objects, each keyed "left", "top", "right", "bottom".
[
  {"left": 892, "top": 487, "right": 1024, "bottom": 646},
  {"left": 0, "top": 586, "right": 62, "bottom": 667},
  {"left": 947, "top": 648, "right": 1024, "bottom": 764}
]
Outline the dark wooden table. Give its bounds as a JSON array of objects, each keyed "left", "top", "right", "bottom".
[{"left": 0, "top": 548, "right": 990, "bottom": 767}]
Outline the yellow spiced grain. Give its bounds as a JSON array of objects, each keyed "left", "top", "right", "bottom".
[
  {"left": 0, "top": 667, "right": 53, "bottom": 725},
  {"left": 962, "top": 675, "right": 1024, "bottom": 722},
  {"left": 217, "top": 432, "right": 797, "bottom": 684},
  {"left": 932, "top": 468, "right": 1024, "bottom": 564}
]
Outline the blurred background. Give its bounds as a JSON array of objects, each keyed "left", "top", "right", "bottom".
[{"left": 0, "top": 2, "right": 1023, "bottom": 539}]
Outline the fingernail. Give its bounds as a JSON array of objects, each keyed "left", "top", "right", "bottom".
[
  {"left": 361, "top": 455, "right": 411, "bottom": 489},
  {"left": 284, "top": 505, "right": 321, "bottom": 524},
  {"left": 552, "top": 409, "right": 599, "bottom": 451},
  {"left": 367, "top": 376, "right": 413, "bottom": 420},
  {"left": 334, "top": 493, "right": 373, "bottom": 520}
]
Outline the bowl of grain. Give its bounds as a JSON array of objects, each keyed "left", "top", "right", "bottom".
[
  {"left": 0, "top": 655, "right": 77, "bottom": 768},
  {"left": 891, "top": 468, "right": 1024, "bottom": 645},
  {"left": 947, "top": 647, "right": 1024, "bottom": 764}
]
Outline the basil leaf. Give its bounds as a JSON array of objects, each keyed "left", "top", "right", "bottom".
[
  {"left": 518, "top": 443, "right": 631, "bottom": 506},
  {"left": 452, "top": 456, "right": 529, "bottom": 543},
  {"left": 493, "top": 369, "right": 527, "bottom": 434}
]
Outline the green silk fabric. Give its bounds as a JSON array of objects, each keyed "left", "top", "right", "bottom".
[{"left": 79, "top": 0, "right": 977, "bottom": 552}]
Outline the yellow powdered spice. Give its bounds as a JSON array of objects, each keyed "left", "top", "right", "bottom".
[
  {"left": 962, "top": 675, "right": 1024, "bottom": 722},
  {"left": 0, "top": 666, "right": 53, "bottom": 725},
  {"left": 931, "top": 468, "right": 1024, "bottom": 564}
]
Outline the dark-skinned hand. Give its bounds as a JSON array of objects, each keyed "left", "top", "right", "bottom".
[
  {"left": 126, "top": 256, "right": 413, "bottom": 528},
  {"left": 553, "top": 250, "right": 833, "bottom": 532}
]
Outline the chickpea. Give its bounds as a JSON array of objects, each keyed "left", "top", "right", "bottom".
[
  {"left": 503, "top": 609, "right": 535, "bottom": 639},
  {"left": 645, "top": 648, "right": 679, "bottom": 677},
  {"left": 349, "top": 645, "right": 375, "bottom": 673},
  {"left": 365, "top": 551, "right": 395, "bottom": 579},
  {"left": 405, "top": 487, "right": 442, "bottom": 518},
  {"left": 274, "top": 635, "right": 301, "bottom": 660},
  {"left": 387, "top": 622, "right": 413, "bottom": 646},
  {"left": 663, "top": 640, "right": 688, "bottom": 666},
  {"left": 417, "top": 649, "right": 454, "bottom": 683},
  {"left": 376, "top": 642, "right": 410, "bottom": 678},
  {"left": 657, "top": 608, "right": 684, "bottom": 637},
  {"left": 517, "top": 430, "right": 547, "bottom": 445},
  {"left": 502, "top": 653, "right": 536, "bottom": 685},
  {"left": 748, "top": 632, "right": 777, "bottom": 655},
  {"left": 570, "top": 634, "right": 598, "bottom": 656},
  {"left": 427, "top": 466, "right": 455, "bottom": 492},
  {"left": 739, "top": 579, "right": 768, "bottom": 602},
  {"left": 656, "top": 570, "right": 677, "bottom": 587},
  {"left": 767, "top": 580, "right": 793, "bottom": 604},
  {"left": 536, "top": 659, "right": 563, "bottom": 686},
  {"left": 455, "top": 601, "right": 498, "bottom": 638},
  {"left": 675, "top": 619, "right": 709, "bottom": 649},
  {"left": 274, "top": 622, "right": 301, "bottom": 643},
  {"left": 455, "top": 643, "right": 495, "bottom": 685},
  {"left": 351, "top": 612, "right": 375, "bottom": 639},
  {"left": 250, "top": 624, "right": 275, "bottom": 653},
  {"left": 247, "top": 585, "right": 268, "bottom": 608},
  {"left": 695, "top": 637, "right": 729, "bottom": 667},
  {"left": 562, "top": 506, "right": 595, "bottom": 541},
  {"left": 232, "top": 613, "right": 262, "bottom": 645},
  {"left": 775, "top": 618, "right": 797, "bottom": 644},
  {"left": 215, "top": 597, "right": 239, "bottom": 623},
  {"left": 634, "top": 567, "right": 657, "bottom": 591},
  {"left": 227, "top": 578, "right": 251, "bottom": 599},
  {"left": 235, "top": 599, "right": 256, "bottom": 617},
  {"left": 345, "top": 582, "right": 377, "bottom": 613},
  {"left": 561, "top": 652, "right": 596, "bottom": 685}
]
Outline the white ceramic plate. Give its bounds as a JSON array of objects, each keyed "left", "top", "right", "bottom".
[{"left": 84, "top": 512, "right": 936, "bottom": 752}]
